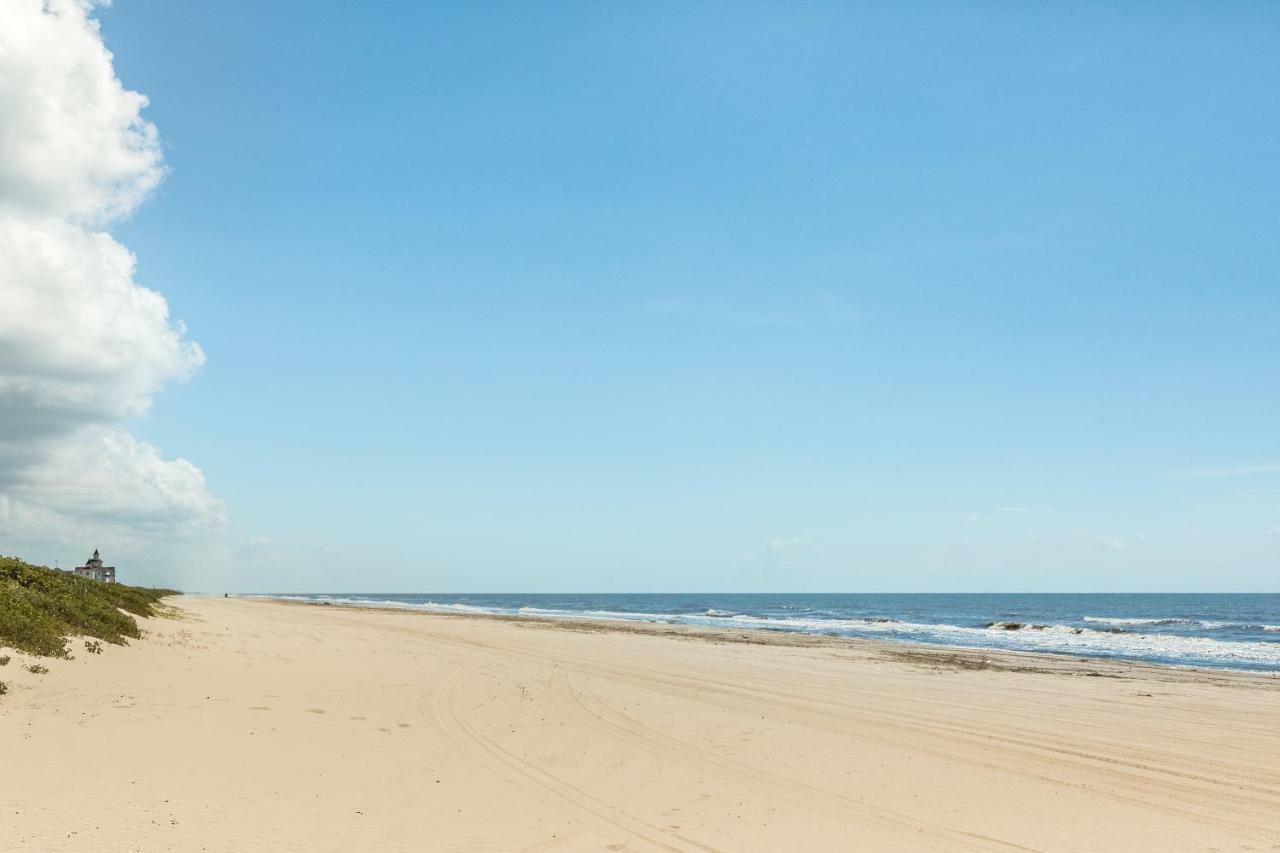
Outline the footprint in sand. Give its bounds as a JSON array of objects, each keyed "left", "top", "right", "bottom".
[
  {"left": 248, "top": 706, "right": 271, "bottom": 711},
  {"left": 306, "top": 708, "right": 326, "bottom": 714}
]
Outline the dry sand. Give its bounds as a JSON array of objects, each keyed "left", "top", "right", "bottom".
[{"left": 3, "top": 596, "right": 1278, "bottom": 852}]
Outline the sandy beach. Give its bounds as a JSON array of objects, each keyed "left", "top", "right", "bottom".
[{"left": 3, "top": 596, "right": 1278, "bottom": 852}]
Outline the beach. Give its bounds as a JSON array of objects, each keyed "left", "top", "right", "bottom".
[{"left": 3, "top": 597, "right": 1278, "bottom": 852}]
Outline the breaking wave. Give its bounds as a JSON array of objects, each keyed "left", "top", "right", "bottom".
[{"left": 247, "top": 594, "right": 1280, "bottom": 671}]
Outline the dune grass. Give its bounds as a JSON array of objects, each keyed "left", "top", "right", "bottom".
[{"left": 0, "top": 555, "right": 177, "bottom": 658}]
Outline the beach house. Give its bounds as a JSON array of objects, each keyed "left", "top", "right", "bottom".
[{"left": 73, "top": 549, "right": 116, "bottom": 583}]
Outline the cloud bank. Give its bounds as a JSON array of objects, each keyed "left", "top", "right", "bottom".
[{"left": 0, "top": 0, "right": 221, "bottom": 556}]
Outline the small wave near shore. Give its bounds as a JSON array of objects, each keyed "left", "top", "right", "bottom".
[{"left": 250, "top": 593, "right": 1280, "bottom": 672}]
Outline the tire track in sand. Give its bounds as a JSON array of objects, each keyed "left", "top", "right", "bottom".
[
  {"left": 547, "top": 654, "right": 1280, "bottom": 837},
  {"left": 401, "top": 625, "right": 1278, "bottom": 844},
  {"left": 418, "top": 660, "right": 716, "bottom": 852},
  {"left": 556, "top": 671, "right": 1039, "bottom": 853}
]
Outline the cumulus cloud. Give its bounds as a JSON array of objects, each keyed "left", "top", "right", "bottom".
[
  {"left": 8, "top": 427, "right": 220, "bottom": 528},
  {"left": 0, "top": 0, "right": 164, "bottom": 224},
  {"left": 0, "top": 216, "right": 204, "bottom": 430},
  {"left": 747, "top": 537, "right": 820, "bottom": 572},
  {"left": 0, "top": 0, "right": 221, "bottom": 557}
]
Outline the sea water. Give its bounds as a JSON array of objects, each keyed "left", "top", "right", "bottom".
[{"left": 260, "top": 592, "right": 1280, "bottom": 672}]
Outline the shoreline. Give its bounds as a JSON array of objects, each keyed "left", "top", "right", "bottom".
[
  {"left": 5, "top": 595, "right": 1278, "bottom": 851},
  {"left": 251, "top": 594, "right": 1280, "bottom": 683}
]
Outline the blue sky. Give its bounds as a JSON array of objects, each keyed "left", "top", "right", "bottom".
[{"left": 74, "top": 2, "right": 1280, "bottom": 590}]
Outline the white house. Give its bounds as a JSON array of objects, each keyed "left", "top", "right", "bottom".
[{"left": 73, "top": 549, "right": 116, "bottom": 583}]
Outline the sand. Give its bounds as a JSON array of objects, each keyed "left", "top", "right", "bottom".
[{"left": 2, "top": 596, "right": 1278, "bottom": 852}]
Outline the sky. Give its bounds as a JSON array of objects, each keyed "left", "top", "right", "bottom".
[{"left": 1, "top": 1, "right": 1277, "bottom": 593}]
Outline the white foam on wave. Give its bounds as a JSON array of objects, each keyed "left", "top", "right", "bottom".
[
  {"left": 1083, "top": 616, "right": 1280, "bottom": 634},
  {"left": 384, "top": 598, "right": 495, "bottom": 614},
  {"left": 257, "top": 595, "right": 510, "bottom": 616},
  {"left": 517, "top": 606, "right": 676, "bottom": 624},
  {"left": 684, "top": 613, "right": 1280, "bottom": 668},
  {"left": 1082, "top": 616, "right": 1188, "bottom": 626},
  {"left": 256, "top": 596, "right": 1280, "bottom": 670}
]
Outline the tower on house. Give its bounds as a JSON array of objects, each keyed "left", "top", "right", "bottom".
[{"left": 73, "top": 549, "right": 116, "bottom": 583}]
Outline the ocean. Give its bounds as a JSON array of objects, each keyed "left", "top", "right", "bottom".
[{"left": 261, "top": 592, "right": 1280, "bottom": 672}]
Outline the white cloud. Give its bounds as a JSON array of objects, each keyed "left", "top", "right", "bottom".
[
  {"left": 1089, "top": 534, "right": 1126, "bottom": 552},
  {"left": 1168, "top": 462, "right": 1280, "bottom": 480},
  {"left": 0, "top": 215, "right": 204, "bottom": 428},
  {"left": 762, "top": 537, "right": 818, "bottom": 555},
  {"left": 0, "top": 0, "right": 221, "bottom": 558},
  {"left": 747, "top": 537, "right": 820, "bottom": 572},
  {"left": 0, "top": 0, "right": 164, "bottom": 225},
  {"left": 6, "top": 427, "right": 221, "bottom": 530}
]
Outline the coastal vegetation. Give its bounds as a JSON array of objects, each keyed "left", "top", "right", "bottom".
[{"left": 0, "top": 555, "right": 177, "bottom": 658}]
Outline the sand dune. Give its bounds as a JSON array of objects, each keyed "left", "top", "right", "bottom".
[{"left": 3, "top": 596, "right": 1278, "bottom": 851}]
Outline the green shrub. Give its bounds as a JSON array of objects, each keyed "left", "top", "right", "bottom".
[
  {"left": 0, "top": 681, "right": 7, "bottom": 696},
  {"left": 0, "top": 655, "right": 9, "bottom": 666},
  {"left": 25, "top": 664, "right": 48, "bottom": 675},
  {"left": 0, "top": 555, "right": 178, "bottom": 658}
]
